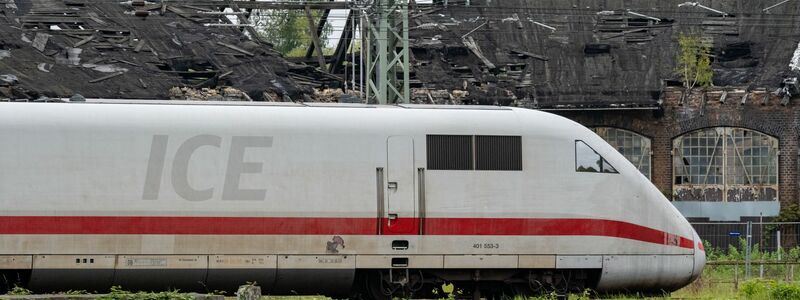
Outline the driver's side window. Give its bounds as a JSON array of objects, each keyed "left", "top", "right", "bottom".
[{"left": 575, "top": 140, "right": 617, "bottom": 173}]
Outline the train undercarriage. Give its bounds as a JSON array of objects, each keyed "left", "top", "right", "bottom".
[
  {"left": 355, "top": 269, "right": 602, "bottom": 299},
  {"left": 2, "top": 268, "right": 603, "bottom": 299}
]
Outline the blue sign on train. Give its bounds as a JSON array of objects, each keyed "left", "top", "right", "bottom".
[{"left": 729, "top": 231, "right": 741, "bottom": 237}]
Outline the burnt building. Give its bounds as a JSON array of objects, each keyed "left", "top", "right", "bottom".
[
  {"left": 0, "top": 0, "right": 337, "bottom": 101},
  {"left": 408, "top": 0, "right": 800, "bottom": 223}
]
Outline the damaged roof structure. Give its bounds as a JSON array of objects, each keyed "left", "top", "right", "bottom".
[
  {"left": 0, "top": 0, "right": 338, "bottom": 101},
  {"left": 3, "top": 0, "right": 800, "bottom": 108},
  {"left": 408, "top": 0, "right": 800, "bottom": 109}
]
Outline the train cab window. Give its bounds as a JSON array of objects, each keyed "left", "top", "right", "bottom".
[{"left": 575, "top": 140, "right": 617, "bottom": 173}]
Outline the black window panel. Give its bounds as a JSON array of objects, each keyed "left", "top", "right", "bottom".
[
  {"left": 476, "top": 136, "right": 523, "bottom": 171},
  {"left": 427, "top": 135, "right": 473, "bottom": 170}
]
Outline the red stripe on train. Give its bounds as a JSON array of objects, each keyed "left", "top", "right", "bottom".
[
  {"left": 423, "top": 218, "right": 695, "bottom": 249},
  {"left": 0, "top": 216, "right": 694, "bottom": 249}
]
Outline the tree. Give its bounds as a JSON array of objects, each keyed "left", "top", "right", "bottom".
[
  {"left": 676, "top": 33, "right": 713, "bottom": 89},
  {"left": 250, "top": 1, "right": 333, "bottom": 57}
]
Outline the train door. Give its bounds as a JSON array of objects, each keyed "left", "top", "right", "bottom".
[{"left": 383, "top": 136, "right": 419, "bottom": 235}]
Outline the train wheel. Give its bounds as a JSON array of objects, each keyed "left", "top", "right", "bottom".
[
  {"left": 461, "top": 282, "right": 516, "bottom": 300},
  {"left": 360, "top": 271, "right": 404, "bottom": 300},
  {"left": 0, "top": 270, "right": 30, "bottom": 295}
]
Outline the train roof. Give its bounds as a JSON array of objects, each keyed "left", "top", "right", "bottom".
[{"left": 4, "top": 99, "right": 515, "bottom": 111}]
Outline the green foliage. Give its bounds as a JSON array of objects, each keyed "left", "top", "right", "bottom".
[
  {"left": 568, "top": 289, "right": 592, "bottom": 300},
  {"left": 739, "top": 279, "right": 770, "bottom": 298},
  {"left": 96, "top": 286, "right": 192, "bottom": 300},
  {"left": 764, "top": 203, "right": 800, "bottom": 242},
  {"left": 789, "top": 247, "right": 800, "bottom": 261},
  {"left": 431, "top": 282, "right": 461, "bottom": 300},
  {"left": 250, "top": 1, "right": 333, "bottom": 56},
  {"left": 738, "top": 279, "right": 800, "bottom": 300},
  {"left": 676, "top": 33, "right": 713, "bottom": 88},
  {"left": 770, "top": 282, "right": 800, "bottom": 300},
  {"left": 8, "top": 285, "right": 32, "bottom": 295},
  {"left": 774, "top": 203, "right": 800, "bottom": 223},
  {"left": 61, "top": 290, "right": 88, "bottom": 295}
]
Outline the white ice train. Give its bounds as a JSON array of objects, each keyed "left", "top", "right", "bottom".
[{"left": 0, "top": 100, "right": 704, "bottom": 298}]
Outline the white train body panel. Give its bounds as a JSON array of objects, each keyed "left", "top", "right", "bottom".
[{"left": 0, "top": 101, "right": 704, "bottom": 294}]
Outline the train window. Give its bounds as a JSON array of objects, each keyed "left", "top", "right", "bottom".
[
  {"left": 427, "top": 135, "right": 523, "bottom": 171},
  {"left": 476, "top": 135, "right": 522, "bottom": 171},
  {"left": 427, "top": 135, "right": 473, "bottom": 170},
  {"left": 593, "top": 127, "right": 652, "bottom": 179},
  {"left": 575, "top": 140, "right": 617, "bottom": 173}
]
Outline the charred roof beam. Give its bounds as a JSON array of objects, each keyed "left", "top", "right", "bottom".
[
  {"left": 764, "top": 0, "right": 792, "bottom": 13},
  {"left": 625, "top": 10, "right": 661, "bottom": 23},
  {"left": 678, "top": 2, "right": 729, "bottom": 17}
]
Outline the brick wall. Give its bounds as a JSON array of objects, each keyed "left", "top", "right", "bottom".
[{"left": 556, "top": 87, "right": 800, "bottom": 216}]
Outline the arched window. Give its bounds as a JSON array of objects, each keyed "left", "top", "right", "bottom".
[
  {"left": 672, "top": 127, "right": 778, "bottom": 202},
  {"left": 593, "top": 127, "right": 652, "bottom": 179}
]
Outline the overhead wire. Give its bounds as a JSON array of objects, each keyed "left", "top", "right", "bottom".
[{"left": 11, "top": 1, "right": 800, "bottom": 46}]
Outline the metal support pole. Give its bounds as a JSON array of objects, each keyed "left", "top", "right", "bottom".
[
  {"left": 351, "top": 11, "right": 356, "bottom": 91},
  {"left": 365, "top": 0, "right": 410, "bottom": 104},
  {"left": 746, "top": 221, "right": 752, "bottom": 279},
  {"left": 759, "top": 214, "right": 763, "bottom": 278},
  {"left": 364, "top": 11, "right": 373, "bottom": 102},
  {"left": 778, "top": 230, "right": 782, "bottom": 261},
  {"left": 360, "top": 12, "right": 365, "bottom": 100}
]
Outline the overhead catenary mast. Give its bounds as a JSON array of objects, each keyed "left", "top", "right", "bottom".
[{"left": 357, "top": 0, "right": 410, "bottom": 104}]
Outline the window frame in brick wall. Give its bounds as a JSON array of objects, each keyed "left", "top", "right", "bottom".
[
  {"left": 593, "top": 127, "right": 652, "bottom": 180},
  {"left": 672, "top": 127, "right": 779, "bottom": 202}
]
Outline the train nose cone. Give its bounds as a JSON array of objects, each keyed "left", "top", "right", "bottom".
[{"left": 690, "top": 231, "right": 706, "bottom": 282}]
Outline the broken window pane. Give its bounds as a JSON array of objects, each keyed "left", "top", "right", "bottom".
[
  {"left": 575, "top": 141, "right": 617, "bottom": 174},
  {"left": 594, "top": 127, "right": 651, "bottom": 179},
  {"left": 673, "top": 127, "right": 778, "bottom": 202}
]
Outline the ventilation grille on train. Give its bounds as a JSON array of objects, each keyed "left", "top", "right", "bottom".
[
  {"left": 427, "top": 135, "right": 473, "bottom": 170},
  {"left": 426, "top": 135, "right": 522, "bottom": 171},
  {"left": 476, "top": 135, "right": 522, "bottom": 171}
]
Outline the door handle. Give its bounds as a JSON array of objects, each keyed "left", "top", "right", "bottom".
[
  {"left": 387, "top": 182, "right": 398, "bottom": 190},
  {"left": 388, "top": 213, "right": 398, "bottom": 220}
]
